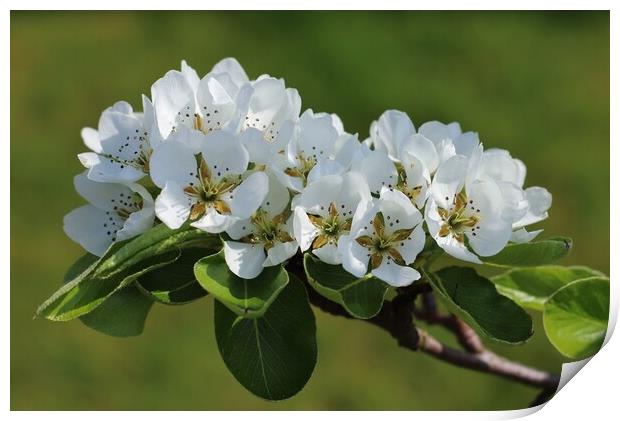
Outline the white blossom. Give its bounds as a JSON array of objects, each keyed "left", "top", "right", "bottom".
[
  {"left": 66, "top": 58, "right": 554, "bottom": 279},
  {"left": 338, "top": 187, "right": 425, "bottom": 286},
  {"left": 149, "top": 129, "right": 268, "bottom": 233},
  {"left": 224, "top": 175, "right": 297, "bottom": 279},
  {"left": 78, "top": 99, "right": 154, "bottom": 183},
  {"left": 64, "top": 172, "right": 155, "bottom": 256},
  {"left": 273, "top": 109, "right": 356, "bottom": 192},
  {"left": 293, "top": 172, "right": 371, "bottom": 264}
]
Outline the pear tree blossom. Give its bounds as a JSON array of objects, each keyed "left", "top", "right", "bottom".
[
  {"left": 293, "top": 172, "right": 372, "bottom": 264},
  {"left": 338, "top": 187, "right": 426, "bottom": 286},
  {"left": 78, "top": 98, "right": 154, "bottom": 183},
  {"left": 273, "top": 109, "right": 359, "bottom": 191},
  {"left": 223, "top": 175, "right": 297, "bottom": 279},
  {"left": 64, "top": 59, "right": 554, "bottom": 274},
  {"left": 149, "top": 129, "right": 268, "bottom": 233},
  {"left": 64, "top": 172, "right": 155, "bottom": 256}
]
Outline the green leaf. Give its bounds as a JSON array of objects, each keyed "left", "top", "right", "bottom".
[
  {"left": 37, "top": 223, "right": 217, "bottom": 321},
  {"left": 136, "top": 248, "right": 213, "bottom": 305},
  {"left": 543, "top": 277, "right": 609, "bottom": 359},
  {"left": 303, "top": 253, "right": 388, "bottom": 318},
  {"left": 427, "top": 267, "right": 533, "bottom": 344},
  {"left": 80, "top": 285, "right": 154, "bottom": 337},
  {"left": 62, "top": 253, "right": 154, "bottom": 336},
  {"left": 491, "top": 266, "right": 605, "bottom": 311},
  {"left": 214, "top": 274, "right": 317, "bottom": 400},
  {"left": 63, "top": 253, "right": 99, "bottom": 283},
  {"left": 481, "top": 237, "right": 572, "bottom": 267},
  {"left": 194, "top": 250, "right": 289, "bottom": 318}
]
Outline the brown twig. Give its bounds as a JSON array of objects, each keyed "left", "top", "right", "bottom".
[{"left": 291, "top": 259, "right": 561, "bottom": 401}]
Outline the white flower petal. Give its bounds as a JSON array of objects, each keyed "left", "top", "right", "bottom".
[
  {"left": 312, "top": 242, "right": 341, "bottom": 265},
  {"left": 395, "top": 224, "right": 425, "bottom": 264},
  {"left": 294, "top": 174, "right": 341, "bottom": 216},
  {"left": 349, "top": 200, "right": 377, "bottom": 237},
  {"left": 480, "top": 149, "right": 524, "bottom": 186},
  {"left": 400, "top": 134, "right": 438, "bottom": 174},
  {"left": 514, "top": 186, "right": 552, "bottom": 228},
  {"left": 510, "top": 228, "right": 543, "bottom": 243},
  {"left": 196, "top": 75, "right": 236, "bottom": 132},
  {"left": 142, "top": 94, "right": 163, "bottom": 150},
  {"left": 371, "top": 260, "right": 420, "bottom": 287},
  {"left": 240, "top": 128, "right": 274, "bottom": 165},
  {"left": 297, "top": 109, "right": 339, "bottom": 159},
  {"left": 149, "top": 139, "right": 197, "bottom": 188},
  {"left": 334, "top": 133, "right": 361, "bottom": 169},
  {"left": 498, "top": 181, "right": 528, "bottom": 223},
  {"left": 78, "top": 152, "right": 144, "bottom": 183},
  {"left": 223, "top": 241, "right": 266, "bottom": 279},
  {"left": 181, "top": 60, "right": 200, "bottom": 91},
  {"left": 192, "top": 207, "right": 239, "bottom": 234},
  {"left": 418, "top": 121, "right": 460, "bottom": 146},
  {"left": 116, "top": 206, "right": 155, "bottom": 241},
  {"left": 378, "top": 187, "right": 423, "bottom": 231},
  {"left": 63, "top": 205, "right": 119, "bottom": 256},
  {"left": 371, "top": 110, "right": 415, "bottom": 159},
  {"left": 431, "top": 154, "right": 468, "bottom": 209},
  {"left": 229, "top": 171, "right": 269, "bottom": 219},
  {"left": 467, "top": 216, "right": 512, "bottom": 257},
  {"left": 400, "top": 152, "right": 431, "bottom": 208},
  {"left": 200, "top": 130, "right": 249, "bottom": 179},
  {"left": 155, "top": 181, "right": 195, "bottom": 229},
  {"left": 436, "top": 233, "right": 482, "bottom": 264},
  {"left": 74, "top": 172, "right": 134, "bottom": 210},
  {"left": 211, "top": 57, "right": 250, "bottom": 90},
  {"left": 454, "top": 132, "right": 480, "bottom": 158},
  {"left": 261, "top": 173, "right": 290, "bottom": 218},
  {"left": 351, "top": 150, "right": 398, "bottom": 195},
  {"left": 293, "top": 207, "right": 319, "bottom": 252},
  {"left": 245, "top": 77, "right": 288, "bottom": 130},
  {"left": 306, "top": 158, "right": 345, "bottom": 184},
  {"left": 151, "top": 70, "right": 195, "bottom": 138},
  {"left": 264, "top": 241, "right": 298, "bottom": 267},
  {"left": 338, "top": 235, "right": 370, "bottom": 278},
  {"left": 226, "top": 218, "right": 254, "bottom": 240},
  {"left": 81, "top": 127, "right": 102, "bottom": 153}
]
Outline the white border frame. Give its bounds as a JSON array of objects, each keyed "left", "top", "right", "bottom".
[{"left": 3, "top": 2, "right": 616, "bottom": 419}]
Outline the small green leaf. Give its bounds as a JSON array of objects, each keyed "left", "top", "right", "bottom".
[
  {"left": 543, "top": 277, "right": 609, "bottom": 359},
  {"left": 214, "top": 274, "right": 317, "bottom": 400},
  {"left": 303, "top": 253, "right": 388, "bottom": 319},
  {"left": 80, "top": 285, "right": 154, "bottom": 337},
  {"left": 63, "top": 253, "right": 99, "bottom": 283},
  {"left": 427, "top": 267, "right": 533, "bottom": 344},
  {"left": 62, "top": 253, "right": 154, "bottom": 336},
  {"left": 136, "top": 248, "right": 214, "bottom": 305},
  {"left": 194, "top": 250, "right": 289, "bottom": 318},
  {"left": 37, "top": 223, "right": 217, "bottom": 321},
  {"left": 482, "top": 237, "right": 572, "bottom": 267},
  {"left": 491, "top": 266, "right": 605, "bottom": 310}
]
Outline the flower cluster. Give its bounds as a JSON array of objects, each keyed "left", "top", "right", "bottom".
[{"left": 65, "top": 58, "right": 551, "bottom": 286}]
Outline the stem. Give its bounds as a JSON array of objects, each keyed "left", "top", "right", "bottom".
[{"left": 290, "top": 260, "right": 560, "bottom": 403}]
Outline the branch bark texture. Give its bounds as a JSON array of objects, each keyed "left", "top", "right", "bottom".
[{"left": 289, "top": 260, "right": 561, "bottom": 404}]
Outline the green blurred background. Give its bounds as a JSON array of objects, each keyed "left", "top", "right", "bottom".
[{"left": 10, "top": 11, "right": 609, "bottom": 410}]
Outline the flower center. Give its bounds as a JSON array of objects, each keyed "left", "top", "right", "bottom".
[
  {"left": 438, "top": 192, "right": 481, "bottom": 243},
  {"left": 355, "top": 212, "right": 414, "bottom": 270},
  {"left": 307, "top": 202, "right": 352, "bottom": 249},
  {"left": 183, "top": 157, "right": 242, "bottom": 220},
  {"left": 284, "top": 155, "right": 316, "bottom": 187},
  {"left": 395, "top": 162, "right": 424, "bottom": 205},
  {"left": 241, "top": 209, "right": 293, "bottom": 250}
]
